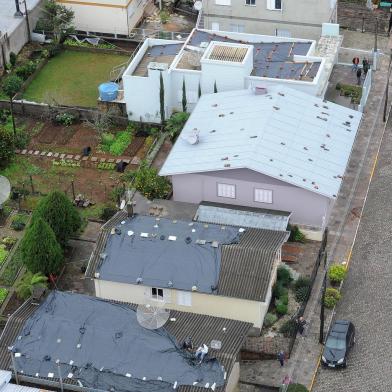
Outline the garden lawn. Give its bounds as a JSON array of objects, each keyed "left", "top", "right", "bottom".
[{"left": 23, "top": 50, "right": 129, "bottom": 107}]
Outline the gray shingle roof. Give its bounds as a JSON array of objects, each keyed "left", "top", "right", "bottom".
[{"left": 86, "top": 211, "right": 288, "bottom": 302}]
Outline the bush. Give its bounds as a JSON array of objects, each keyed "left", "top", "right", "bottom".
[
  {"left": 277, "top": 265, "right": 292, "bottom": 286},
  {"left": 287, "top": 384, "right": 309, "bottom": 392},
  {"left": 20, "top": 217, "right": 64, "bottom": 274},
  {"left": 328, "top": 264, "right": 346, "bottom": 285},
  {"left": 263, "top": 312, "right": 278, "bottom": 328},
  {"left": 279, "top": 319, "right": 297, "bottom": 337},
  {"left": 295, "top": 285, "right": 310, "bottom": 303},
  {"left": 16, "top": 271, "right": 48, "bottom": 300},
  {"left": 109, "top": 130, "right": 132, "bottom": 155},
  {"left": 55, "top": 112, "right": 75, "bottom": 126},
  {"left": 144, "top": 135, "right": 155, "bottom": 151},
  {"left": 0, "top": 245, "right": 8, "bottom": 264},
  {"left": 15, "top": 61, "right": 37, "bottom": 80},
  {"left": 1, "top": 237, "right": 17, "bottom": 250},
  {"left": 159, "top": 10, "right": 170, "bottom": 24},
  {"left": 276, "top": 302, "right": 288, "bottom": 316},
  {"left": 14, "top": 127, "right": 30, "bottom": 149},
  {"left": 47, "top": 43, "right": 62, "bottom": 58},
  {"left": 63, "top": 38, "right": 115, "bottom": 49},
  {"left": 134, "top": 161, "right": 171, "bottom": 200},
  {"left": 10, "top": 213, "right": 29, "bottom": 231},
  {"left": 272, "top": 282, "right": 287, "bottom": 299},
  {"left": 9, "top": 52, "right": 17, "bottom": 68},
  {"left": 294, "top": 276, "right": 311, "bottom": 291},
  {"left": 165, "top": 112, "right": 190, "bottom": 141},
  {"left": 0, "top": 127, "right": 15, "bottom": 167},
  {"left": 100, "top": 206, "right": 117, "bottom": 221},
  {"left": 324, "top": 288, "right": 341, "bottom": 309},
  {"left": 288, "top": 225, "right": 306, "bottom": 243},
  {"left": 278, "top": 293, "right": 289, "bottom": 306}
]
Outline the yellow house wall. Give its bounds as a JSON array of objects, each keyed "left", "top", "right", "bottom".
[{"left": 94, "top": 279, "right": 267, "bottom": 328}]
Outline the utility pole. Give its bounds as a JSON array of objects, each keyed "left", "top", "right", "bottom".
[
  {"left": 383, "top": 49, "right": 392, "bottom": 122},
  {"left": 319, "top": 272, "right": 327, "bottom": 344}
]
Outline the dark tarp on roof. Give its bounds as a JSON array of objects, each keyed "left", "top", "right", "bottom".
[{"left": 6, "top": 292, "right": 251, "bottom": 392}]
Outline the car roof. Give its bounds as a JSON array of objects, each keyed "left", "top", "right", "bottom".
[{"left": 331, "top": 320, "right": 351, "bottom": 334}]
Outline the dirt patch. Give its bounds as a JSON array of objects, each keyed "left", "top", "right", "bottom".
[
  {"left": 124, "top": 136, "right": 145, "bottom": 156},
  {"left": 152, "top": 139, "right": 173, "bottom": 170},
  {"left": 3, "top": 292, "right": 24, "bottom": 317}
]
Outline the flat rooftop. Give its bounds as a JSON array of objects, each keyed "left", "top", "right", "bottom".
[
  {"left": 0, "top": 0, "right": 40, "bottom": 35},
  {"left": 175, "top": 30, "right": 320, "bottom": 81},
  {"left": 132, "top": 43, "right": 182, "bottom": 76},
  {"left": 87, "top": 211, "right": 289, "bottom": 301},
  {"left": 2, "top": 291, "right": 251, "bottom": 392}
]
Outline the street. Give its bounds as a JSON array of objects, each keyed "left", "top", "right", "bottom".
[{"left": 314, "top": 115, "right": 392, "bottom": 391}]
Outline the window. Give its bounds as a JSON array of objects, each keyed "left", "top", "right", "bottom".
[
  {"left": 254, "top": 188, "right": 273, "bottom": 204},
  {"left": 245, "top": 0, "right": 256, "bottom": 5},
  {"left": 151, "top": 287, "right": 164, "bottom": 300},
  {"left": 276, "top": 29, "right": 291, "bottom": 38},
  {"left": 266, "top": 0, "right": 281, "bottom": 10},
  {"left": 211, "top": 22, "right": 220, "bottom": 30},
  {"left": 177, "top": 291, "right": 192, "bottom": 306},
  {"left": 215, "top": 0, "right": 231, "bottom": 5},
  {"left": 217, "top": 183, "right": 236, "bottom": 199},
  {"left": 229, "top": 23, "right": 245, "bottom": 32}
]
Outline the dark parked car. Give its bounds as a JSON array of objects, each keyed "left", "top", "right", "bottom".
[{"left": 322, "top": 320, "right": 355, "bottom": 368}]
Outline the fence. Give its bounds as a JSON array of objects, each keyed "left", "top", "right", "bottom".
[
  {"left": 337, "top": 46, "right": 373, "bottom": 66},
  {"left": 128, "top": 28, "right": 191, "bottom": 42},
  {"left": 286, "top": 227, "right": 329, "bottom": 356},
  {"left": 358, "top": 68, "right": 372, "bottom": 112}
]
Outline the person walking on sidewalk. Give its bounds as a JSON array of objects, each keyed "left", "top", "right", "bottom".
[
  {"left": 297, "top": 316, "right": 307, "bottom": 336},
  {"left": 356, "top": 67, "right": 362, "bottom": 85},
  {"left": 277, "top": 351, "right": 285, "bottom": 367},
  {"left": 352, "top": 56, "right": 360, "bottom": 71}
]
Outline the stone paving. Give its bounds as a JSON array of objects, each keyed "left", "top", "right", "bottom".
[{"left": 238, "top": 40, "right": 392, "bottom": 390}]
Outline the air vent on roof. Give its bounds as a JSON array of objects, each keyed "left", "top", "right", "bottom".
[
  {"left": 140, "top": 232, "right": 149, "bottom": 238},
  {"left": 168, "top": 236, "right": 177, "bottom": 241},
  {"left": 210, "top": 340, "right": 222, "bottom": 350},
  {"left": 196, "top": 239, "right": 206, "bottom": 245},
  {"left": 254, "top": 86, "right": 267, "bottom": 95},
  {"left": 211, "top": 241, "right": 219, "bottom": 248},
  {"left": 192, "top": 286, "right": 198, "bottom": 291},
  {"left": 136, "top": 277, "right": 143, "bottom": 284}
]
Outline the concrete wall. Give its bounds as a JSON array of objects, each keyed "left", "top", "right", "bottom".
[
  {"left": 94, "top": 279, "right": 268, "bottom": 330},
  {"left": 58, "top": 0, "right": 147, "bottom": 35},
  {"left": 226, "top": 362, "right": 240, "bottom": 392},
  {"left": 202, "top": 0, "right": 337, "bottom": 40},
  {"left": 171, "top": 168, "right": 333, "bottom": 229}
]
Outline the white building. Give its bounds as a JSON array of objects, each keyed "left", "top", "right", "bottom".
[
  {"left": 57, "top": 0, "right": 149, "bottom": 36},
  {"left": 121, "top": 26, "right": 341, "bottom": 123}
]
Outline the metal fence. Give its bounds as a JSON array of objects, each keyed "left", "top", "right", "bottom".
[
  {"left": 286, "top": 228, "right": 329, "bottom": 356},
  {"left": 128, "top": 28, "right": 191, "bottom": 42},
  {"left": 358, "top": 68, "right": 373, "bottom": 112}
]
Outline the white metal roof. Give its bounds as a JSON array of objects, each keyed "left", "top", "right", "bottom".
[{"left": 160, "top": 86, "right": 362, "bottom": 199}]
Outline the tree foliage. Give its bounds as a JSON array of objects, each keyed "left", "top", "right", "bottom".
[
  {"left": 35, "top": 0, "right": 74, "bottom": 42},
  {"left": 33, "top": 191, "right": 81, "bottom": 247},
  {"left": 20, "top": 217, "right": 63, "bottom": 275},
  {"left": 0, "top": 127, "right": 15, "bottom": 167},
  {"left": 182, "top": 78, "right": 187, "bottom": 112},
  {"left": 16, "top": 271, "right": 48, "bottom": 300},
  {"left": 213, "top": 81, "right": 217, "bottom": 93},
  {"left": 2, "top": 75, "right": 22, "bottom": 99},
  {"left": 287, "top": 384, "right": 309, "bottom": 392},
  {"left": 164, "top": 112, "right": 190, "bottom": 141},
  {"left": 159, "top": 72, "right": 165, "bottom": 124}
]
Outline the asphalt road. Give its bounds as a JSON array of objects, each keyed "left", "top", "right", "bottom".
[{"left": 313, "top": 117, "right": 392, "bottom": 391}]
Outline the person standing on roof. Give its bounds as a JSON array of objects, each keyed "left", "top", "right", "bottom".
[{"left": 195, "top": 344, "right": 208, "bottom": 363}]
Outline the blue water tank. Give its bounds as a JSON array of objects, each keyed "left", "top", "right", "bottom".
[{"left": 99, "top": 82, "right": 119, "bottom": 102}]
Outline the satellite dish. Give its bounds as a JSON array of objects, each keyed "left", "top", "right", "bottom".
[
  {"left": 181, "top": 129, "right": 200, "bottom": 145},
  {"left": 0, "top": 176, "right": 11, "bottom": 205},
  {"left": 194, "top": 1, "right": 202, "bottom": 11},
  {"left": 136, "top": 303, "right": 170, "bottom": 330}
]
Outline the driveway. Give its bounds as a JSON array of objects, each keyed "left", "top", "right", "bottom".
[{"left": 313, "top": 118, "right": 392, "bottom": 390}]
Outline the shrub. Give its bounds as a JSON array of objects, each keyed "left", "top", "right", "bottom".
[
  {"left": 100, "top": 206, "right": 117, "bottom": 221},
  {"left": 324, "top": 288, "right": 341, "bottom": 309},
  {"left": 288, "top": 225, "right": 306, "bottom": 243},
  {"left": 294, "top": 276, "right": 311, "bottom": 291},
  {"left": 295, "top": 285, "right": 310, "bottom": 303},
  {"left": 109, "top": 130, "right": 132, "bottom": 155},
  {"left": 1, "top": 237, "right": 17, "bottom": 250},
  {"left": 10, "top": 213, "right": 29, "bottom": 231},
  {"left": 0, "top": 127, "right": 15, "bottom": 167},
  {"left": 263, "top": 312, "right": 278, "bottom": 328},
  {"left": 20, "top": 217, "right": 64, "bottom": 274},
  {"left": 14, "top": 127, "right": 30, "bottom": 149},
  {"left": 15, "top": 61, "right": 37, "bottom": 80},
  {"left": 101, "top": 132, "right": 115, "bottom": 149},
  {"left": 134, "top": 161, "right": 171, "bottom": 200},
  {"left": 63, "top": 38, "right": 115, "bottom": 49},
  {"left": 9, "top": 52, "right": 17, "bottom": 68},
  {"left": 0, "top": 245, "right": 8, "bottom": 264},
  {"left": 3, "top": 75, "right": 23, "bottom": 99},
  {"left": 16, "top": 271, "right": 48, "bottom": 300},
  {"left": 165, "top": 112, "right": 190, "bottom": 141},
  {"left": 47, "top": 43, "right": 61, "bottom": 58},
  {"left": 144, "top": 135, "right": 155, "bottom": 151},
  {"left": 55, "top": 112, "right": 75, "bottom": 126},
  {"left": 33, "top": 190, "right": 81, "bottom": 247},
  {"left": 278, "top": 293, "right": 289, "bottom": 306},
  {"left": 328, "top": 264, "right": 346, "bottom": 285},
  {"left": 277, "top": 265, "right": 292, "bottom": 286},
  {"left": 276, "top": 302, "right": 288, "bottom": 316},
  {"left": 159, "top": 10, "right": 170, "bottom": 24},
  {"left": 0, "top": 288, "right": 8, "bottom": 304},
  {"left": 287, "top": 384, "right": 309, "bottom": 392},
  {"left": 272, "top": 282, "right": 287, "bottom": 299},
  {"left": 279, "top": 319, "right": 297, "bottom": 337},
  {"left": 97, "top": 162, "right": 116, "bottom": 170}
]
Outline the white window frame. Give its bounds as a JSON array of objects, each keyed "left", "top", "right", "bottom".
[
  {"left": 245, "top": 0, "right": 256, "bottom": 5},
  {"left": 215, "top": 0, "right": 231, "bottom": 5},
  {"left": 254, "top": 188, "right": 273, "bottom": 204},
  {"left": 266, "top": 0, "right": 282, "bottom": 10},
  {"left": 229, "top": 23, "right": 245, "bottom": 32},
  {"left": 217, "top": 183, "right": 236, "bottom": 199},
  {"left": 151, "top": 287, "right": 164, "bottom": 301},
  {"left": 177, "top": 291, "right": 192, "bottom": 306}
]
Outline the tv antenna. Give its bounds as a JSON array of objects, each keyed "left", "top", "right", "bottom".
[{"left": 136, "top": 303, "right": 170, "bottom": 330}]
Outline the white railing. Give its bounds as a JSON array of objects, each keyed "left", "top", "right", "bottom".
[
  {"left": 196, "top": 10, "right": 203, "bottom": 29},
  {"left": 358, "top": 69, "right": 372, "bottom": 112},
  {"left": 109, "top": 41, "right": 143, "bottom": 81}
]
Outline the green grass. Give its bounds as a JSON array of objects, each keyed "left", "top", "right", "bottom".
[
  {"left": 0, "top": 288, "right": 9, "bottom": 304},
  {"left": 0, "top": 157, "right": 43, "bottom": 184},
  {"left": 0, "top": 246, "right": 23, "bottom": 286},
  {"left": 0, "top": 246, "right": 9, "bottom": 264},
  {"left": 100, "top": 129, "right": 133, "bottom": 156},
  {"left": 23, "top": 50, "right": 129, "bottom": 107}
]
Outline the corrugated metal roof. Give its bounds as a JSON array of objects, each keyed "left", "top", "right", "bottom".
[
  {"left": 195, "top": 202, "right": 291, "bottom": 231},
  {"left": 0, "top": 294, "right": 251, "bottom": 392},
  {"left": 159, "top": 86, "right": 362, "bottom": 199}
]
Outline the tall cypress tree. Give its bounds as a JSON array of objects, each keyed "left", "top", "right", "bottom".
[
  {"left": 159, "top": 72, "right": 165, "bottom": 124},
  {"left": 182, "top": 78, "right": 187, "bottom": 112},
  {"left": 198, "top": 82, "right": 202, "bottom": 99},
  {"left": 214, "top": 81, "right": 218, "bottom": 93},
  {"left": 20, "top": 217, "right": 64, "bottom": 275}
]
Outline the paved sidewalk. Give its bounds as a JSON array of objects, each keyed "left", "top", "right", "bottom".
[{"left": 240, "top": 46, "right": 392, "bottom": 390}]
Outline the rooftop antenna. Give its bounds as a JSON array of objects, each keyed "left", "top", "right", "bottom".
[{"left": 136, "top": 303, "right": 170, "bottom": 330}]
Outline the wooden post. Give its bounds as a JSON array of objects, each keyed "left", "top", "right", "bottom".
[
  {"left": 71, "top": 181, "right": 76, "bottom": 200},
  {"left": 29, "top": 174, "right": 34, "bottom": 194}
]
